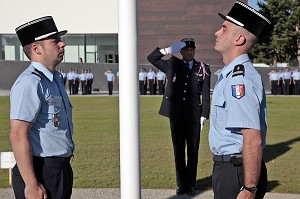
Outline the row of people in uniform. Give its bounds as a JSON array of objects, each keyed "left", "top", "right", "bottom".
[
  {"left": 60, "top": 67, "right": 94, "bottom": 95},
  {"left": 268, "top": 68, "right": 300, "bottom": 95},
  {"left": 139, "top": 67, "right": 167, "bottom": 95}
]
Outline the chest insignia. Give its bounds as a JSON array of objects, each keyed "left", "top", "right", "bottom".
[
  {"left": 232, "top": 84, "right": 245, "bottom": 99},
  {"left": 52, "top": 113, "right": 60, "bottom": 127}
]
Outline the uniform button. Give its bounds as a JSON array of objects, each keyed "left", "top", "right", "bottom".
[
  {"left": 166, "top": 96, "right": 168, "bottom": 99},
  {"left": 184, "top": 90, "right": 186, "bottom": 93},
  {"left": 183, "top": 98, "right": 185, "bottom": 100},
  {"left": 185, "top": 83, "right": 187, "bottom": 85}
]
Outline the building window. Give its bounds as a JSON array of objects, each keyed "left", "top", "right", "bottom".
[{"left": 1, "top": 34, "right": 118, "bottom": 63}]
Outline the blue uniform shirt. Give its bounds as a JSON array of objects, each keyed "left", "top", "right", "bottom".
[
  {"left": 10, "top": 62, "right": 74, "bottom": 157},
  {"left": 157, "top": 71, "right": 166, "bottom": 81},
  {"left": 292, "top": 71, "right": 300, "bottom": 80},
  {"left": 209, "top": 54, "right": 267, "bottom": 155},
  {"left": 104, "top": 72, "right": 115, "bottom": 81},
  {"left": 269, "top": 72, "right": 279, "bottom": 81}
]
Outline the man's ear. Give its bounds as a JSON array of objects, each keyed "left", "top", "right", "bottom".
[
  {"left": 235, "top": 34, "right": 246, "bottom": 46},
  {"left": 32, "top": 42, "right": 43, "bottom": 55}
]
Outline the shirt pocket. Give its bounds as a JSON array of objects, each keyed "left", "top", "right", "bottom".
[{"left": 214, "top": 96, "right": 226, "bottom": 125}]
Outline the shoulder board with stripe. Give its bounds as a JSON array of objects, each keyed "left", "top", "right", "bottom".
[
  {"left": 232, "top": 64, "right": 244, "bottom": 77},
  {"left": 31, "top": 69, "right": 43, "bottom": 79}
]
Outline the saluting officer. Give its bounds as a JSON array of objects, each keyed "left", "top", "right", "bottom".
[
  {"left": 209, "top": 1, "right": 270, "bottom": 198},
  {"left": 10, "top": 16, "right": 74, "bottom": 199},
  {"left": 147, "top": 38, "right": 211, "bottom": 196}
]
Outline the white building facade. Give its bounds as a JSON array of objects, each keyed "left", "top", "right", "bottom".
[{"left": 0, "top": 0, "right": 119, "bottom": 63}]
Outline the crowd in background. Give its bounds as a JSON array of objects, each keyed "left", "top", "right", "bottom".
[
  {"left": 57, "top": 68, "right": 94, "bottom": 95},
  {"left": 268, "top": 68, "right": 300, "bottom": 95},
  {"left": 56, "top": 66, "right": 300, "bottom": 96},
  {"left": 139, "top": 67, "right": 167, "bottom": 95}
]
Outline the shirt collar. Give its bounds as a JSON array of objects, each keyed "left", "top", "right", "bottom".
[
  {"left": 220, "top": 54, "right": 250, "bottom": 78},
  {"left": 31, "top": 62, "right": 54, "bottom": 82}
]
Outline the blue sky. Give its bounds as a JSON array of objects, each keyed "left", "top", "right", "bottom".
[{"left": 248, "top": 0, "right": 265, "bottom": 10}]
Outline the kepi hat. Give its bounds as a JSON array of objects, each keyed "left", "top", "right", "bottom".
[
  {"left": 15, "top": 16, "right": 67, "bottom": 47},
  {"left": 181, "top": 38, "right": 196, "bottom": 49},
  {"left": 218, "top": 1, "right": 271, "bottom": 38}
]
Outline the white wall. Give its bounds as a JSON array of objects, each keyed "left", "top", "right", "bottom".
[{"left": 0, "top": 0, "right": 118, "bottom": 34}]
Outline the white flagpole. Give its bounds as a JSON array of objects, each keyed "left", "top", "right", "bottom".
[{"left": 118, "top": 0, "right": 141, "bottom": 198}]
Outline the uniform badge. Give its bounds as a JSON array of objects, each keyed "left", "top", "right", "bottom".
[
  {"left": 232, "top": 84, "right": 245, "bottom": 99},
  {"left": 52, "top": 113, "right": 60, "bottom": 127}
]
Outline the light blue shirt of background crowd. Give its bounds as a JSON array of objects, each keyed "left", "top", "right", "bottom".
[
  {"left": 139, "top": 72, "right": 147, "bottom": 81},
  {"left": 147, "top": 71, "right": 156, "bottom": 79},
  {"left": 269, "top": 72, "right": 279, "bottom": 81},
  {"left": 104, "top": 72, "right": 115, "bottom": 81},
  {"left": 292, "top": 71, "right": 300, "bottom": 80},
  {"left": 209, "top": 54, "right": 267, "bottom": 155},
  {"left": 156, "top": 71, "right": 166, "bottom": 81},
  {"left": 10, "top": 62, "right": 74, "bottom": 157},
  {"left": 281, "top": 71, "right": 292, "bottom": 79}
]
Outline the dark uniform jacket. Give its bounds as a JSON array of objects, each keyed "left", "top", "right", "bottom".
[{"left": 147, "top": 48, "right": 211, "bottom": 123}]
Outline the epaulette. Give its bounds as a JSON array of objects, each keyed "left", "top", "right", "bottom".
[
  {"left": 232, "top": 64, "right": 244, "bottom": 77},
  {"left": 31, "top": 69, "right": 43, "bottom": 79}
]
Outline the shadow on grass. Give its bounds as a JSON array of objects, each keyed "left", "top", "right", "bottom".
[
  {"left": 264, "top": 137, "right": 300, "bottom": 163},
  {"left": 263, "top": 136, "right": 300, "bottom": 191},
  {"left": 267, "top": 180, "right": 280, "bottom": 192},
  {"left": 165, "top": 137, "right": 300, "bottom": 198},
  {"left": 165, "top": 176, "right": 212, "bottom": 199}
]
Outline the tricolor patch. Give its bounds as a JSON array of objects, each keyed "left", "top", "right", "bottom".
[{"left": 232, "top": 84, "right": 245, "bottom": 99}]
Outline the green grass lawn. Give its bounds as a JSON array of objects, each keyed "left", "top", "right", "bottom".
[{"left": 0, "top": 96, "right": 299, "bottom": 193}]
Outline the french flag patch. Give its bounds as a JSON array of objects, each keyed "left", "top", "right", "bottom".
[{"left": 232, "top": 84, "right": 245, "bottom": 99}]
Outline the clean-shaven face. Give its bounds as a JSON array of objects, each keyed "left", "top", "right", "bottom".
[{"left": 214, "top": 20, "right": 236, "bottom": 54}]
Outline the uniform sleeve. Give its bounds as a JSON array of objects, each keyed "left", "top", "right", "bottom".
[
  {"left": 225, "top": 76, "right": 261, "bottom": 131},
  {"left": 147, "top": 47, "right": 171, "bottom": 73},
  {"left": 10, "top": 76, "right": 42, "bottom": 122}
]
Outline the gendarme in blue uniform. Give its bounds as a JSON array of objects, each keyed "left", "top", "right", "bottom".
[
  {"left": 10, "top": 62, "right": 74, "bottom": 157},
  {"left": 209, "top": 54, "right": 267, "bottom": 155}
]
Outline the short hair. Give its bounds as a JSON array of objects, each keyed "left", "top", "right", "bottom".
[
  {"left": 23, "top": 41, "right": 45, "bottom": 59},
  {"left": 233, "top": 26, "right": 258, "bottom": 50}
]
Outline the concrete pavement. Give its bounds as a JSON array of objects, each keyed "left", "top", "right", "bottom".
[{"left": 1, "top": 188, "right": 299, "bottom": 199}]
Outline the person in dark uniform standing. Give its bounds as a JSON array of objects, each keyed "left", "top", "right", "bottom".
[
  {"left": 147, "top": 38, "right": 211, "bottom": 196},
  {"left": 209, "top": 1, "right": 270, "bottom": 199},
  {"left": 10, "top": 16, "right": 74, "bottom": 199}
]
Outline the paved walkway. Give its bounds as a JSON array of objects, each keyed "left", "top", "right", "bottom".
[{"left": 1, "top": 188, "right": 299, "bottom": 199}]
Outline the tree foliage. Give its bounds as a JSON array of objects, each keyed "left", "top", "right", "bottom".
[{"left": 249, "top": 0, "right": 300, "bottom": 67}]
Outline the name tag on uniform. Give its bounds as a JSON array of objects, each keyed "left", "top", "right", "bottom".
[{"left": 49, "top": 95, "right": 62, "bottom": 107}]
